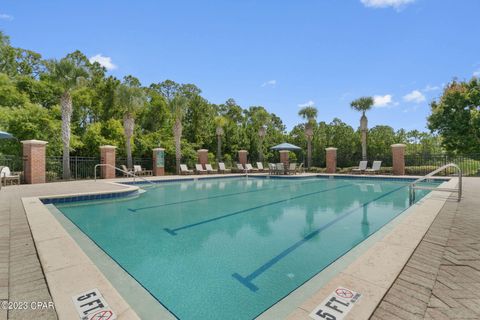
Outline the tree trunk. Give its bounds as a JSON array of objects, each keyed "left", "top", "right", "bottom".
[
  {"left": 173, "top": 119, "right": 182, "bottom": 174},
  {"left": 61, "top": 91, "right": 72, "bottom": 180},
  {"left": 307, "top": 136, "right": 312, "bottom": 169},
  {"left": 360, "top": 112, "right": 368, "bottom": 161},
  {"left": 217, "top": 134, "right": 222, "bottom": 163},
  {"left": 258, "top": 136, "right": 264, "bottom": 162},
  {"left": 123, "top": 115, "right": 135, "bottom": 169}
]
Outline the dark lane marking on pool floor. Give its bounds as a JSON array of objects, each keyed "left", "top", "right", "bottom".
[
  {"left": 128, "top": 178, "right": 334, "bottom": 213},
  {"left": 232, "top": 185, "right": 407, "bottom": 292},
  {"left": 164, "top": 183, "right": 354, "bottom": 236}
]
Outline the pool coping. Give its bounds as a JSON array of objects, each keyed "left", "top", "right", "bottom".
[{"left": 21, "top": 174, "right": 457, "bottom": 320}]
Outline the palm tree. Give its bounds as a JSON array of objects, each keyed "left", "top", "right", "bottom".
[
  {"left": 350, "top": 97, "right": 374, "bottom": 161},
  {"left": 115, "top": 84, "right": 145, "bottom": 169},
  {"left": 169, "top": 94, "right": 188, "bottom": 174},
  {"left": 47, "top": 58, "right": 88, "bottom": 180},
  {"left": 298, "top": 106, "right": 318, "bottom": 169},
  {"left": 254, "top": 109, "right": 270, "bottom": 163},
  {"left": 214, "top": 116, "right": 228, "bottom": 163}
]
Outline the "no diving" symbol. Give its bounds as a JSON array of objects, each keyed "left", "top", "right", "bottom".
[
  {"left": 335, "top": 288, "right": 353, "bottom": 299},
  {"left": 89, "top": 310, "right": 114, "bottom": 320}
]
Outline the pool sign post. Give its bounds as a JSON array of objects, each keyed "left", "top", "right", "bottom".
[
  {"left": 309, "top": 287, "right": 361, "bottom": 320},
  {"left": 72, "top": 288, "right": 117, "bottom": 320},
  {"left": 153, "top": 148, "right": 165, "bottom": 176}
]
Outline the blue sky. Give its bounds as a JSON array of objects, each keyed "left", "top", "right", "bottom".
[{"left": 1, "top": 0, "right": 479, "bottom": 132}]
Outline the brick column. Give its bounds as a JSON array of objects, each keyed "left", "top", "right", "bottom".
[
  {"left": 153, "top": 148, "right": 165, "bottom": 176},
  {"left": 391, "top": 144, "right": 406, "bottom": 175},
  {"left": 197, "top": 149, "right": 208, "bottom": 169},
  {"left": 100, "top": 145, "right": 116, "bottom": 179},
  {"left": 21, "top": 140, "right": 47, "bottom": 184},
  {"left": 238, "top": 150, "right": 248, "bottom": 166},
  {"left": 326, "top": 147, "right": 337, "bottom": 174},
  {"left": 279, "top": 150, "right": 289, "bottom": 167}
]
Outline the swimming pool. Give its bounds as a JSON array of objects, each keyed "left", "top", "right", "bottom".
[{"left": 54, "top": 176, "right": 440, "bottom": 319}]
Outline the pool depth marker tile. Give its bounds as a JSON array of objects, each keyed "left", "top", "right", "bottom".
[
  {"left": 164, "top": 184, "right": 354, "bottom": 236},
  {"left": 231, "top": 185, "right": 407, "bottom": 292}
]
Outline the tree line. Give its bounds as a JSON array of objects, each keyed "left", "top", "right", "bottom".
[{"left": 2, "top": 30, "right": 471, "bottom": 176}]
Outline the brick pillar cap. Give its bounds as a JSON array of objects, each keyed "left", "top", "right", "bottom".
[
  {"left": 391, "top": 144, "right": 406, "bottom": 148},
  {"left": 21, "top": 139, "right": 48, "bottom": 145},
  {"left": 153, "top": 148, "right": 165, "bottom": 151},
  {"left": 238, "top": 150, "right": 248, "bottom": 153},
  {"left": 99, "top": 145, "right": 117, "bottom": 149},
  {"left": 197, "top": 149, "right": 208, "bottom": 152},
  {"left": 325, "top": 147, "right": 337, "bottom": 150},
  {"left": 279, "top": 150, "right": 289, "bottom": 153}
]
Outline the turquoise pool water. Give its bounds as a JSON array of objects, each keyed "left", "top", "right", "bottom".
[{"left": 55, "top": 176, "right": 439, "bottom": 319}]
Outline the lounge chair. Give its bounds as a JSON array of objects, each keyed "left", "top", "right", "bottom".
[
  {"left": 297, "top": 163, "right": 304, "bottom": 174},
  {"left": 256, "top": 162, "right": 265, "bottom": 172},
  {"left": 180, "top": 164, "right": 193, "bottom": 175},
  {"left": 352, "top": 161, "right": 368, "bottom": 174},
  {"left": 268, "top": 163, "right": 276, "bottom": 175},
  {"left": 218, "top": 162, "right": 231, "bottom": 173},
  {"left": 276, "top": 163, "right": 285, "bottom": 175},
  {"left": 133, "top": 165, "right": 152, "bottom": 176},
  {"left": 120, "top": 165, "right": 133, "bottom": 177},
  {"left": 195, "top": 164, "right": 208, "bottom": 174},
  {"left": 288, "top": 163, "right": 297, "bottom": 175},
  {"left": 0, "top": 167, "right": 20, "bottom": 186},
  {"left": 205, "top": 164, "right": 218, "bottom": 174},
  {"left": 245, "top": 163, "right": 258, "bottom": 172},
  {"left": 365, "top": 161, "right": 382, "bottom": 174},
  {"left": 236, "top": 163, "right": 245, "bottom": 173}
]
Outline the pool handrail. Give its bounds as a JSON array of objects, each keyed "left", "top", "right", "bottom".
[
  {"left": 94, "top": 164, "right": 156, "bottom": 187},
  {"left": 409, "top": 163, "right": 462, "bottom": 204}
]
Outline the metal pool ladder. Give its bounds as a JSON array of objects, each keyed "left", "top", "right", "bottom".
[
  {"left": 94, "top": 164, "right": 156, "bottom": 187},
  {"left": 409, "top": 163, "right": 462, "bottom": 205}
]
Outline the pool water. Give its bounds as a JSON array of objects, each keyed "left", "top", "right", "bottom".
[{"left": 55, "top": 177, "right": 439, "bottom": 319}]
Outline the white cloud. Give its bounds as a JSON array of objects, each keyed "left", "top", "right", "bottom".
[
  {"left": 403, "top": 90, "right": 426, "bottom": 103},
  {"left": 474, "top": 70, "right": 480, "bottom": 77},
  {"left": 373, "top": 94, "right": 395, "bottom": 107},
  {"left": 89, "top": 54, "right": 117, "bottom": 70},
  {"left": 0, "top": 13, "right": 13, "bottom": 21},
  {"left": 261, "top": 80, "right": 276, "bottom": 87},
  {"left": 423, "top": 84, "right": 440, "bottom": 92},
  {"left": 360, "top": 0, "right": 415, "bottom": 9},
  {"left": 298, "top": 100, "right": 315, "bottom": 108}
]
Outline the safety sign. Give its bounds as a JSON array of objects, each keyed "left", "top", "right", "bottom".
[
  {"left": 72, "top": 288, "right": 117, "bottom": 320},
  {"left": 309, "top": 287, "right": 361, "bottom": 320}
]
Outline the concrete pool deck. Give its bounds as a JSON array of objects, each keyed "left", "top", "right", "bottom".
[{"left": 0, "top": 174, "right": 476, "bottom": 319}]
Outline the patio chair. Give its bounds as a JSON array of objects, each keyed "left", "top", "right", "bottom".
[
  {"left": 120, "top": 165, "right": 133, "bottom": 177},
  {"left": 218, "top": 162, "right": 231, "bottom": 173},
  {"left": 195, "top": 164, "right": 208, "bottom": 174},
  {"left": 256, "top": 162, "right": 265, "bottom": 172},
  {"left": 365, "top": 161, "right": 382, "bottom": 174},
  {"left": 205, "top": 164, "right": 218, "bottom": 174},
  {"left": 245, "top": 163, "right": 258, "bottom": 172},
  {"left": 276, "top": 163, "right": 285, "bottom": 175},
  {"left": 352, "top": 161, "right": 368, "bottom": 174},
  {"left": 297, "top": 163, "right": 304, "bottom": 174},
  {"left": 268, "top": 163, "right": 276, "bottom": 175},
  {"left": 236, "top": 163, "right": 245, "bottom": 173},
  {"left": 0, "top": 167, "right": 20, "bottom": 186},
  {"left": 180, "top": 164, "right": 193, "bottom": 175},
  {"left": 133, "top": 165, "right": 152, "bottom": 176},
  {"left": 288, "top": 163, "right": 297, "bottom": 175}
]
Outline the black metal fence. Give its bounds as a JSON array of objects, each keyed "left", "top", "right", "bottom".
[
  {"left": 404, "top": 154, "right": 480, "bottom": 176},
  {"left": 46, "top": 156, "right": 100, "bottom": 182},
  {"left": 0, "top": 154, "right": 23, "bottom": 172}
]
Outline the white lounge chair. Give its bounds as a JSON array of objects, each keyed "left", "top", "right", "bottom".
[
  {"left": 218, "top": 162, "right": 231, "bottom": 173},
  {"left": 297, "top": 163, "right": 304, "bottom": 174},
  {"left": 268, "top": 163, "right": 276, "bottom": 175},
  {"left": 352, "top": 161, "right": 368, "bottom": 174},
  {"left": 276, "top": 163, "right": 285, "bottom": 175},
  {"left": 256, "top": 162, "right": 265, "bottom": 172},
  {"left": 121, "top": 165, "right": 133, "bottom": 177},
  {"left": 0, "top": 166, "right": 20, "bottom": 186},
  {"left": 205, "top": 164, "right": 218, "bottom": 174},
  {"left": 195, "top": 164, "right": 208, "bottom": 174},
  {"left": 288, "top": 163, "right": 297, "bottom": 175},
  {"left": 245, "top": 163, "right": 258, "bottom": 172},
  {"left": 365, "top": 161, "right": 382, "bottom": 174},
  {"left": 180, "top": 164, "right": 193, "bottom": 175},
  {"left": 236, "top": 163, "right": 245, "bottom": 172},
  {"left": 133, "top": 165, "right": 152, "bottom": 176}
]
